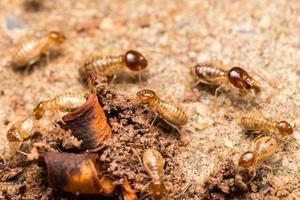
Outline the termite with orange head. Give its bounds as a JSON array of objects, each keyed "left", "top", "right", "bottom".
[
  {"left": 237, "top": 110, "right": 299, "bottom": 147},
  {"left": 193, "top": 62, "right": 260, "bottom": 97},
  {"left": 10, "top": 30, "right": 66, "bottom": 70},
  {"left": 238, "top": 135, "right": 277, "bottom": 182},
  {"left": 142, "top": 149, "right": 166, "bottom": 199},
  {"left": 135, "top": 89, "right": 188, "bottom": 133},
  {"left": 79, "top": 50, "right": 148, "bottom": 83}
]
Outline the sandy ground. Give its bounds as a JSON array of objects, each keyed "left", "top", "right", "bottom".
[{"left": 0, "top": 0, "right": 300, "bottom": 199}]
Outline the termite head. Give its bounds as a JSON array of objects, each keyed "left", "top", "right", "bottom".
[
  {"left": 124, "top": 50, "right": 148, "bottom": 71},
  {"left": 228, "top": 67, "right": 259, "bottom": 91},
  {"left": 238, "top": 151, "right": 256, "bottom": 169},
  {"left": 149, "top": 181, "right": 165, "bottom": 198},
  {"left": 33, "top": 101, "right": 46, "bottom": 120},
  {"left": 276, "top": 121, "right": 293, "bottom": 136},
  {"left": 47, "top": 31, "right": 66, "bottom": 43},
  {"left": 136, "top": 89, "right": 157, "bottom": 103}
]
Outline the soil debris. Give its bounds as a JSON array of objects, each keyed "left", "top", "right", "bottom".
[{"left": 0, "top": 75, "right": 189, "bottom": 199}]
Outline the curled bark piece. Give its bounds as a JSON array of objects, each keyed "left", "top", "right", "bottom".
[
  {"left": 121, "top": 178, "right": 137, "bottom": 200},
  {"left": 41, "top": 152, "right": 115, "bottom": 195},
  {"left": 62, "top": 93, "right": 112, "bottom": 150}
]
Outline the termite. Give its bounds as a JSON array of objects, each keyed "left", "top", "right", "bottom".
[
  {"left": 237, "top": 110, "right": 299, "bottom": 146},
  {"left": 136, "top": 89, "right": 188, "bottom": 133},
  {"left": 10, "top": 30, "right": 66, "bottom": 69},
  {"left": 193, "top": 62, "right": 260, "bottom": 96},
  {"left": 6, "top": 116, "right": 36, "bottom": 143},
  {"left": 238, "top": 135, "right": 277, "bottom": 181},
  {"left": 6, "top": 116, "right": 37, "bottom": 155},
  {"left": 33, "top": 93, "right": 86, "bottom": 120},
  {"left": 79, "top": 50, "right": 148, "bottom": 83},
  {"left": 143, "top": 149, "right": 166, "bottom": 198}
]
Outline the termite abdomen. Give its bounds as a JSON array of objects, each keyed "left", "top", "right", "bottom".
[{"left": 194, "top": 63, "right": 226, "bottom": 84}]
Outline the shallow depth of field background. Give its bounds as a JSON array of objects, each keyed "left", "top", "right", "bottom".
[{"left": 0, "top": 0, "right": 299, "bottom": 198}]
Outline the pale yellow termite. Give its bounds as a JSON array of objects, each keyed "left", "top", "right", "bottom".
[
  {"left": 238, "top": 135, "right": 277, "bottom": 181},
  {"left": 136, "top": 89, "right": 188, "bottom": 132},
  {"left": 5, "top": 116, "right": 37, "bottom": 155},
  {"left": 10, "top": 30, "right": 66, "bottom": 69},
  {"left": 7, "top": 116, "right": 36, "bottom": 143},
  {"left": 33, "top": 93, "right": 86, "bottom": 120},
  {"left": 143, "top": 149, "right": 166, "bottom": 198}
]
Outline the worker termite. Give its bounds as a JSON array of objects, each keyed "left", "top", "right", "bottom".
[
  {"left": 237, "top": 110, "right": 299, "bottom": 146},
  {"left": 33, "top": 93, "right": 87, "bottom": 120},
  {"left": 143, "top": 149, "right": 166, "bottom": 198},
  {"left": 136, "top": 89, "right": 188, "bottom": 133},
  {"left": 6, "top": 116, "right": 37, "bottom": 155},
  {"left": 238, "top": 135, "right": 277, "bottom": 181},
  {"left": 79, "top": 50, "right": 148, "bottom": 83},
  {"left": 193, "top": 62, "right": 260, "bottom": 96},
  {"left": 10, "top": 30, "right": 66, "bottom": 70},
  {"left": 6, "top": 117, "right": 36, "bottom": 143}
]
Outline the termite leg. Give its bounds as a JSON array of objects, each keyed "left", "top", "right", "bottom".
[
  {"left": 248, "top": 167, "right": 256, "bottom": 183},
  {"left": 138, "top": 193, "right": 150, "bottom": 200},
  {"left": 139, "top": 182, "right": 151, "bottom": 200},
  {"left": 261, "top": 164, "right": 273, "bottom": 176},
  {"left": 109, "top": 74, "right": 117, "bottom": 85},
  {"left": 138, "top": 66, "right": 143, "bottom": 85},
  {"left": 136, "top": 108, "right": 148, "bottom": 115},
  {"left": 161, "top": 118, "right": 182, "bottom": 134},
  {"left": 175, "top": 180, "right": 193, "bottom": 198},
  {"left": 192, "top": 79, "right": 208, "bottom": 88},
  {"left": 150, "top": 113, "right": 159, "bottom": 127},
  {"left": 130, "top": 146, "right": 143, "bottom": 171},
  {"left": 291, "top": 136, "right": 300, "bottom": 148},
  {"left": 214, "top": 85, "right": 224, "bottom": 97}
]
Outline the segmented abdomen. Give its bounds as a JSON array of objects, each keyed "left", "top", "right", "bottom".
[
  {"left": 82, "top": 55, "right": 124, "bottom": 76},
  {"left": 195, "top": 63, "right": 226, "bottom": 84},
  {"left": 11, "top": 38, "right": 47, "bottom": 68},
  {"left": 238, "top": 113, "right": 275, "bottom": 132},
  {"left": 254, "top": 136, "right": 277, "bottom": 161},
  {"left": 152, "top": 99, "right": 188, "bottom": 126},
  {"left": 44, "top": 93, "right": 86, "bottom": 112}
]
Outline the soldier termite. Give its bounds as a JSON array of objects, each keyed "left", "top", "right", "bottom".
[
  {"left": 79, "top": 50, "right": 148, "bottom": 83},
  {"left": 238, "top": 135, "right": 277, "bottom": 182},
  {"left": 10, "top": 30, "right": 66, "bottom": 70},
  {"left": 136, "top": 89, "right": 188, "bottom": 133},
  {"left": 33, "top": 93, "right": 87, "bottom": 120},
  {"left": 142, "top": 149, "right": 166, "bottom": 199},
  {"left": 193, "top": 62, "right": 260, "bottom": 97},
  {"left": 237, "top": 110, "right": 299, "bottom": 147}
]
